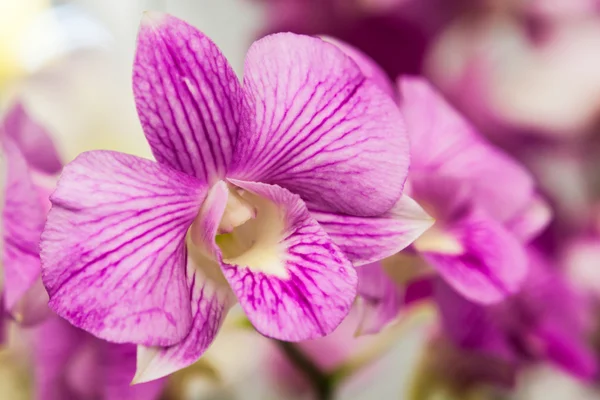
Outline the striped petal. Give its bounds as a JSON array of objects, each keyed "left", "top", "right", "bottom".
[
  {"left": 134, "top": 12, "right": 241, "bottom": 183},
  {"left": 134, "top": 182, "right": 235, "bottom": 383},
  {"left": 311, "top": 194, "right": 433, "bottom": 266},
  {"left": 232, "top": 33, "right": 409, "bottom": 217},
  {"left": 1, "top": 137, "right": 45, "bottom": 312},
  {"left": 422, "top": 210, "right": 528, "bottom": 304},
  {"left": 221, "top": 179, "right": 358, "bottom": 341},
  {"left": 41, "top": 151, "right": 207, "bottom": 346},
  {"left": 134, "top": 262, "right": 234, "bottom": 384}
]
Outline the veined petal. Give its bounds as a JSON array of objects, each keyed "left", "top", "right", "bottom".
[
  {"left": 399, "top": 77, "right": 534, "bottom": 222},
  {"left": 320, "top": 36, "right": 395, "bottom": 98},
  {"left": 312, "top": 194, "right": 433, "bottom": 266},
  {"left": 2, "top": 137, "right": 45, "bottom": 312},
  {"left": 134, "top": 12, "right": 241, "bottom": 183},
  {"left": 356, "top": 262, "right": 404, "bottom": 335},
  {"left": 422, "top": 210, "right": 528, "bottom": 304},
  {"left": 41, "top": 151, "right": 207, "bottom": 346},
  {"left": 133, "top": 262, "right": 234, "bottom": 384},
  {"left": 221, "top": 179, "right": 358, "bottom": 341},
  {"left": 232, "top": 33, "right": 409, "bottom": 217},
  {"left": 133, "top": 181, "right": 235, "bottom": 383},
  {"left": 2, "top": 102, "right": 62, "bottom": 174}
]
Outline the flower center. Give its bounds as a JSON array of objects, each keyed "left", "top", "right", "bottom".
[{"left": 188, "top": 183, "right": 289, "bottom": 278}]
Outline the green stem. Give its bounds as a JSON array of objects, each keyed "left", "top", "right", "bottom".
[{"left": 275, "top": 341, "right": 335, "bottom": 400}]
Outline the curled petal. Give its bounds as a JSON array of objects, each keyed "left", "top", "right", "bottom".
[
  {"left": 41, "top": 151, "right": 207, "bottom": 346},
  {"left": 102, "top": 342, "right": 167, "bottom": 399},
  {"left": 134, "top": 12, "right": 242, "bottom": 182},
  {"left": 134, "top": 182, "right": 235, "bottom": 383},
  {"left": 134, "top": 265, "right": 234, "bottom": 384},
  {"left": 312, "top": 194, "right": 433, "bottom": 266},
  {"left": 423, "top": 210, "right": 528, "bottom": 304},
  {"left": 2, "top": 102, "right": 62, "bottom": 174},
  {"left": 356, "top": 262, "right": 404, "bottom": 335},
  {"left": 399, "top": 77, "right": 534, "bottom": 222},
  {"left": 221, "top": 179, "right": 358, "bottom": 341},
  {"left": 2, "top": 137, "right": 45, "bottom": 312},
  {"left": 232, "top": 33, "right": 409, "bottom": 217}
]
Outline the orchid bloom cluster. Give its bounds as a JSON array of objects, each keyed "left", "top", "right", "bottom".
[{"left": 1, "top": 8, "right": 599, "bottom": 400}]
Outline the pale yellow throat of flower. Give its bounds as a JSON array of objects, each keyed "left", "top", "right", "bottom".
[
  {"left": 381, "top": 223, "right": 464, "bottom": 286},
  {"left": 412, "top": 223, "right": 464, "bottom": 255},
  {"left": 189, "top": 185, "right": 290, "bottom": 279}
]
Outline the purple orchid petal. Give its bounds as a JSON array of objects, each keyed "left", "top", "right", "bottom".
[
  {"left": 534, "top": 322, "right": 598, "bottom": 380},
  {"left": 232, "top": 33, "right": 409, "bottom": 217},
  {"left": 2, "top": 102, "right": 62, "bottom": 174},
  {"left": 41, "top": 150, "right": 208, "bottom": 346},
  {"left": 133, "top": 263, "right": 234, "bottom": 384},
  {"left": 134, "top": 12, "right": 241, "bottom": 183},
  {"left": 13, "top": 278, "right": 52, "bottom": 326},
  {"left": 34, "top": 314, "right": 166, "bottom": 399},
  {"left": 506, "top": 194, "right": 552, "bottom": 242},
  {"left": 356, "top": 262, "right": 404, "bottom": 335},
  {"left": 311, "top": 194, "right": 433, "bottom": 266},
  {"left": 221, "top": 179, "right": 358, "bottom": 341},
  {"left": 399, "top": 77, "right": 534, "bottom": 222},
  {"left": 102, "top": 341, "right": 167, "bottom": 399},
  {"left": 34, "top": 315, "right": 87, "bottom": 400},
  {"left": 422, "top": 210, "right": 528, "bottom": 304},
  {"left": 1, "top": 137, "right": 45, "bottom": 313},
  {"left": 134, "top": 181, "right": 236, "bottom": 383},
  {"left": 434, "top": 279, "right": 518, "bottom": 364},
  {"left": 320, "top": 36, "right": 396, "bottom": 98},
  {"left": 436, "top": 250, "right": 598, "bottom": 379}
]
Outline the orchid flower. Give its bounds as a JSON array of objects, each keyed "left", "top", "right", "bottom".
[
  {"left": 407, "top": 249, "right": 597, "bottom": 400},
  {"left": 354, "top": 76, "right": 549, "bottom": 334},
  {"left": 1, "top": 103, "right": 166, "bottom": 399},
  {"left": 435, "top": 248, "right": 597, "bottom": 382},
  {"left": 40, "top": 12, "right": 426, "bottom": 383}
]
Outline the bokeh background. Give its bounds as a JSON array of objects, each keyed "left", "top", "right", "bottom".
[{"left": 3, "top": 0, "right": 600, "bottom": 399}]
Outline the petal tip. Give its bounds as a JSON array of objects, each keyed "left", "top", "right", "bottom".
[{"left": 141, "top": 10, "right": 168, "bottom": 27}]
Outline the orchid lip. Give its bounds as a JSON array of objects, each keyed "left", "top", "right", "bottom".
[{"left": 188, "top": 181, "right": 289, "bottom": 279}]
